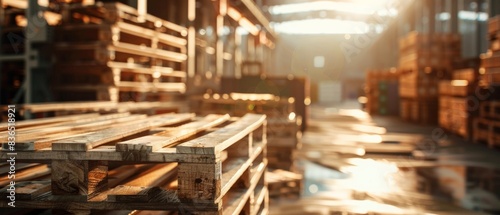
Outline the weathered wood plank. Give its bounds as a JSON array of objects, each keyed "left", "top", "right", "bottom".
[
  {"left": 116, "top": 114, "right": 229, "bottom": 152},
  {"left": 126, "top": 113, "right": 195, "bottom": 128},
  {"left": 10, "top": 131, "right": 94, "bottom": 151},
  {"left": 108, "top": 164, "right": 148, "bottom": 188},
  {"left": 6, "top": 113, "right": 191, "bottom": 151},
  {"left": 0, "top": 163, "right": 38, "bottom": 175},
  {"left": 106, "top": 186, "right": 178, "bottom": 203},
  {"left": 52, "top": 122, "right": 151, "bottom": 151},
  {"left": 0, "top": 113, "right": 100, "bottom": 131},
  {"left": 0, "top": 181, "right": 51, "bottom": 200},
  {"left": 176, "top": 114, "right": 266, "bottom": 155},
  {"left": 0, "top": 165, "right": 51, "bottom": 187},
  {"left": 20, "top": 101, "right": 117, "bottom": 113},
  {"left": 0, "top": 113, "right": 133, "bottom": 141},
  {"left": 123, "top": 163, "right": 177, "bottom": 187},
  {"left": 0, "top": 146, "right": 218, "bottom": 163}
]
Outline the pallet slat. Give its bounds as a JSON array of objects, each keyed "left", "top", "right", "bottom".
[{"left": 117, "top": 114, "right": 229, "bottom": 152}]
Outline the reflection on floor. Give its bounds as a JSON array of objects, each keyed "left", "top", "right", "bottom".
[{"left": 270, "top": 102, "right": 500, "bottom": 215}]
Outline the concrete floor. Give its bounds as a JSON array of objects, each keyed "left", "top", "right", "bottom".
[{"left": 270, "top": 101, "right": 500, "bottom": 215}]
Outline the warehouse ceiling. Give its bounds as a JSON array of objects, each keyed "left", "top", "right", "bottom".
[{"left": 263, "top": 0, "right": 413, "bottom": 34}]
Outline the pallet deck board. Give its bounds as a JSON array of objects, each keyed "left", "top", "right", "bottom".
[
  {"left": 177, "top": 114, "right": 266, "bottom": 155},
  {"left": 117, "top": 114, "right": 229, "bottom": 152},
  {"left": 52, "top": 122, "right": 152, "bottom": 151}
]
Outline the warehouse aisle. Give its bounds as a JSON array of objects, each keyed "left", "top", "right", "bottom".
[{"left": 270, "top": 101, "right": 500, "bottom": 215}]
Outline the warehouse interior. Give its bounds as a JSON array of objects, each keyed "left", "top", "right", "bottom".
[{"left": 1, "top": 0, "right": 500, "bottom": 214}]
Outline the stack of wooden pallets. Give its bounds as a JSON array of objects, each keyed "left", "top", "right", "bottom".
[
  {"left": 365, "top": 68, "right": 400, "bottom": 116},
  {"left": 0, "top": 112, "right": 268, "bottom": 214},
  {"left": 266, "top": 169, "right": 302, "bottom": 200},
  {"left": 398, "top": 32, "right": 461, "bottom": 124},
  {"left": 194, "top": 93, "right": 300, "bottom": 169},
  {"left": 473, "top": 15, "right": 500, "bottom": 148},
  {"left": 220, "top": 75, "right": 310, "bottom": 132},
  {"left": 52, "top": 2, "right": 187, "bottom": 102},
  {"left": 194, "top": 93, "right": 303, "bottom": 199},
  {"left": 438, "top": 68, "right": 479, "bottom": 139},
  {"left": 473, "top": 101, "right": 500, "bottom": 148}
]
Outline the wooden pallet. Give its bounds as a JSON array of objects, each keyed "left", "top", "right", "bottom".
[
  {"left": 472, "top": 117, "right": 500, "bottom": 148},
  {"left": 52, "top": 2, "right": 187, "bottom": 102},
  {"left": 400, "top": 99, "right": 438, "bottom": 125},
  {"left": 195, "top": 93, "right": 295, "bottom": 119},
  {"left": 480, "top": 101, "right": 500, "bottom": 120},
  {"left": 0, "top": 113, "right": 268, "bottom": 214},
  {"left": 6, "top": 101, "right": 187, "bottom": 120},
  {"left": 196, "top": 95, "right": 300, "bottom": 172},
  {"left": 398, "top": 32, "right": 461, "bottom": 72},
  {"left": 266, "top": 169, "right": 302, "bottom": 199},
  {"left": 438, "top": 96, "right": 473, "bottom": 139}
]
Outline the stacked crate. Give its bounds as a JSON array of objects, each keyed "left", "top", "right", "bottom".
[
  {"left": 398, "top": 32, "right": 461, "bottom": 124},
  {"left": 473, "top": 15, "right": 500, "bottom": 148},
  {"left": 52, "top": 2, "right": 187, "bottom": 102},
  {"left": 365, "top": 68, "right": 400, "bottom": 116},
  {"left": 0, "top": 113, "right": 269, "bottom": 214},
  {"left": 438, "top": 68, "right": 478, "bottom": 139}
]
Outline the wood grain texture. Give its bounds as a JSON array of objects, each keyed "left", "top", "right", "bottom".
[
  {"left": 0, "top": 113, "right": 133, "bottom": 142},
  {"left": 51, "top": 160, "right": 108, "bottom": 199},
  {"left": 177, "top": 162, "right": 221, "bottom": 202},
  {"left": 52, "top": 122, "right": 151, "bottom": 151},
  {"left": 116, "top": 114, "right": 229, "bottom": 152},
  {"left": 0, "top": 181, "right": 51, "bottom": 200},
  {"left": 0, "top": 113, "right": 100, "bottom": 131},
  {"left": 176, "top": 114, "right": 266, "bottom": 155},
  {"left": 107, "top": 186, "right": 178, "bottom": 203},
  {"left": 0, "top": 165, "right": 51, "bottom": 187},
  {"left": 0, "top": 146, "right": 218, "bottom": 163},
  {"left": 123, "top": 163, "right": 177, "bottom": 187}
]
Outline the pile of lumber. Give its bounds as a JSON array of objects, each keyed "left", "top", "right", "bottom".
[
  {"left": 365, "top": 68, "right": 400, "bottom": 116},
  {"left": 438, "top": 68, "right": 479, "bottom": 139},
  {"left": 398, "top": 32, "right": 462, "bottom": 124},
  {"left": 52, "top": 2, "right": 187, "bottom": 102},
  {"left": 0, "top": 112, "right": 268, "bottom": 214}
]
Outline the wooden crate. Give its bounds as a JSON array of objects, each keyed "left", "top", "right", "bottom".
[
  {"left": 0, "top": 112, "right": 268, "bottom": 214},
  {"left": 52, "top": 2, "right": 187, "bottom": 102}
]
